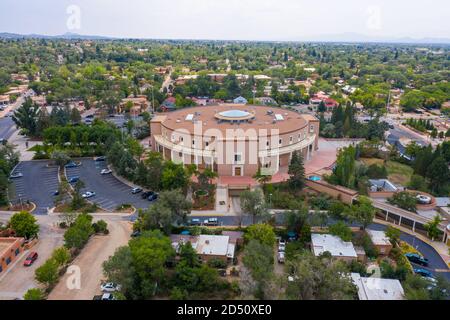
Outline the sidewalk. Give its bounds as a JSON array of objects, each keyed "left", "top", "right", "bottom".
[{"left": 8, "top": 129, "right": 40, "bottom": 161}]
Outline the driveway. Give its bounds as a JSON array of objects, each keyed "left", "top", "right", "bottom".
[
  {"left": 0, "top": 117, "right": 16, "bottom": 141},
  {"left": 0, "top": 214, "right": 64, "bottom": 300},
  {"left": 65, "top": 159, "right": 150, "bottom": 212},
  {"left": 9, "top": 161, "right": 59, "bottom": 215},
  {"left": 47, "top": 219, "right": 132, "bottom": 300}
]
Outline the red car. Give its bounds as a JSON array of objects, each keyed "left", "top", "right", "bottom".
[{"left": 23, "top": 252, "right": 38, "bottom": 267}]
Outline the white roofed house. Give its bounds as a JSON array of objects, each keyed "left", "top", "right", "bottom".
[
  {"left": 170, "top": 234, "right": 236, "bottom": 263},
  {"left": 351, "top": 273, "right": 405, "bottom": 300},
  {"left": 311, "top": 234, "right": 358, "bottom": 262}
]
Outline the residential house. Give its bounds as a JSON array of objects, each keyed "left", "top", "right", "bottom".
[
  {"left": 311, "top": 233, "right": 358, "bottom": 262},
  {"left": 120, "top": 96, "right": 149, "bottom": 115},
  {"left": 366, "top": 230, "right": 393, "bottom": 256},
  {"left": 170, "top": 234, "right": 237, "bottom": 263},
  {"left": 351, "top": 273, "right": 404, "bottom": 300}
]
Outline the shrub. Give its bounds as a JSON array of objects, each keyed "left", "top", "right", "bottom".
[
  {"left": 388, "top": 192, "right": 417, "bottom": 212},
  {"left": 24, "top": 288, "right": 45, "bottom": 300},
  {"left": 92, "top": 219, "right": 108, "bottom": 234},
  {"left": 328, "top": 221, "right": 353, "bottom": 241},
  {"left": 207, "top": 258, "right": 227, "bottom": 269}
]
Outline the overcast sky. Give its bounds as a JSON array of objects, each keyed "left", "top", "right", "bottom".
[{"left": 0, "top": 0, "right": 449, "bottom": 40}]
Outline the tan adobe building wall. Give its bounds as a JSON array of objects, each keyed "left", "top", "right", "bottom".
[{"left": 0, "top": 237, "right": 25, "bottom": 274}]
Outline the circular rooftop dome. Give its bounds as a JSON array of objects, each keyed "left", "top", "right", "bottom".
[{"left": 215, "top": 109, "right": 255, "bottom": 121}]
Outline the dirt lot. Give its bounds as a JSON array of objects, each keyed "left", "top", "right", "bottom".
[{"left": 48, "top": 219, "right": 132, "bottom": 300}]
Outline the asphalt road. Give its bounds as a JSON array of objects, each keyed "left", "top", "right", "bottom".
[
  {"left": 387, "top": 124, "right": 427, "bottom": 155},
  {"left": 65, "top": 159, "right": 151, "bottom": 211},
  {"left": 0, "top": 117, "right": 16, "bottom": 140},
  {"left": 9, "top": 161, "right": 59, "bottom": 215}
]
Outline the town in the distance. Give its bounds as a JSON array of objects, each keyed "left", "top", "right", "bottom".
[{"left": 0, "top": 36, "right": 449, "bottom": 302}]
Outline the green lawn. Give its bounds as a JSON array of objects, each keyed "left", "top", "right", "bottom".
[
  {"left": 386, "top": 160, "right": 414, "bottom": 186},
  {"left": 361, "top": 158, "right": 414, "bottom": 186}
]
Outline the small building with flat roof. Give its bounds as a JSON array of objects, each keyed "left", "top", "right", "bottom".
[
  {"left": 367, "top": 230, "right": 393, "bottom": 255},
  {"left": 351, "top": 273, "right": 404, "bottom": 300},
  {"left": 311, "top": 234, "right": 357, "bottom": 262}
]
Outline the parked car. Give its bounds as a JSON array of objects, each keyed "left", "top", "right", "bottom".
[
  {"left": 100, "top": 282, "right": 121, "bottom": 293},
  {"left": 94, "top": 156, "right": 106, "bottom": 161},
  {"left": 279, "top": 239, "right": 286, "bottom": 246},
  {"left": 131, "top": 230, "right": 141, "bottom": 238},
  {"left": 85, "top": 114, "right": 95, "bottom": 119},
  {"left": 414, "top": 268, "right": 434, "bottom": 278},
  {"left": 53, "top": 190, "right": 59, "bottom": 196},
  {"left": 64, "top": 161, "right": 81, "bottom": 168},
  {"left": 147, "top": 193, "right": 158, "bottom": 202},
  {"left": 23, "top": 252, "right": 38, "bottom": 266},
  {"left": 100, "top": 169, "right": 112, "bottom": 175},
  {"left": 278, "top": 243, "right": 286, "bottom": 252},
  {"left": 141, "top": 191, "right": 153, "bottom": 199},
  {"left": 203, "top": 218, "right": 218, "bottom": 226},
  {"left": 68, "top": 176, "right": 79, "bottom": 183},
  {"left": 277, "top": 252, "right": 285, "bottom": 264},
  {"left": 131, "top": 187, "right": 143, "bottom": 194},
  {"left": 405, "top": 253, "right": 429, "bottom": 266},
  {"left": 101, "top": 293, "right": 115, "bottom": 300},
  {"left": 189, "top": 218, "right": 201, "bottom": 226},
  {"left": 9, "top": 172, "right": 23, "bottom": 179},
  {"left": 82, "top": 191, "right": 96, "bottom": 199}
]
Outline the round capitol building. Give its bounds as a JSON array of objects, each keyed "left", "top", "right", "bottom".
[{"left": 150, "top": 104, "right": 319, "bottom": 178}]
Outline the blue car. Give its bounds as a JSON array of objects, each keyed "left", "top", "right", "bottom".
[
  {"left": 68, "top": 176, "right": 80, "bottom": 183},
  {"left": 147, "top": 193, "right": 158, "bottom": 202},
  {"left": 414, "top": 268, "right": 434, "bottom": 278},
  {"left": 405, "top": 253, "right": 429, "bottom": 266},
  {"left": 65, "top": 161, "right": 80, "bottom": 168}
]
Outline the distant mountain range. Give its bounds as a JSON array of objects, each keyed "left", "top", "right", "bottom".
[
  {"left": 1, "top": 32, "right": 449, "bottom": 44},
  {"left": 0, "top": 32, "right": 113, "bottom": 40}
]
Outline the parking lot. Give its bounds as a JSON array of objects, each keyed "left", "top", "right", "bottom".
[
  {"left": 10, "top": 161, "right": 59, "bottom": 215},
  {"left": 65, "top": 159, "right": 150, "bottom": 211}
]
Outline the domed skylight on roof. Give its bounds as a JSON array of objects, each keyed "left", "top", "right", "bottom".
[
  {"left": 219, "top": 110, "right": 250, "bottom": 118},
  {"left": 215, "top": 109, "right": 255, "bottom": 121}
]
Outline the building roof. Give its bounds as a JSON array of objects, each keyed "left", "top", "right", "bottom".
[
  {"left": 367, "top": 230, "right": 391, "bottom": 246},
  {"left": 197, "top": 235, "right": 230, "bottom": 256},
  {"left": 311, "top": 234, "right": 357, "bottom": 258},
  {"left": 351, "top": 273, "right": 404, "bottom": 300},
  {"left": 152, "top": 104, "right": 310, "bottom": 137},
  {"left": 170, "top": 234, "right": 236, "bottom": 259}
]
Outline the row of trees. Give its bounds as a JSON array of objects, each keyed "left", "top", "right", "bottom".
[{"left": 0, "top": 143, "right": 19, "bottom": 206}]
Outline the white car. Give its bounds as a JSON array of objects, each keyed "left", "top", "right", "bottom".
[
  {"left": 101, "top": 169, "right": 112, "bottom": 175},
  {"left": 279, "top": 239, "right": 286, "bottom": 246},
  {"left": 101, "top": 293, "right": 115, "bottom": 300},
  {"left": 100, "top": 282, "right": 121, "bottom": 293},
  {"left": 9, "top": 172, "right": 23, "bottom": 179},
  {"left": 82, "top": 191, "right": 96, "bottom": 198},
  {"left": 277, "top": 252, "right": 285, "bottom": 264},
  {"left": 278, "top": 243, "right": 286, "bottom": 252}
]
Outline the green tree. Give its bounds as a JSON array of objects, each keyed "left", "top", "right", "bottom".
[
  {"left": 245, "top": 223, "right": 276, "bottom": 247},
  {"left": 385, "top": 226, "right": 401, "bottom": 247},
  {"left": 12, "top": 98, "right": 39, "bottom": 136},
  {"left": 424, "top": 215, "right": 442, "bottom": 241},
  {"left": 9, "top": 211, "right": 39, "bottom": 239},
  {"left": 242, "top": 240, "right": 274, "bottom": 299},
  {"left": 287, "top": 151, "right": 305, "bottom": 192},
  {"left": 285, "top": 251, "right": 357, "bottom": 300},
  {"left": 240, "top": 189, "right": 269, "bottom": 224},
  {"left": 51, "top": 246, "right": 71, "bottom": 266},
  {"left": 63, "top": 213, "right": 94, "bottom": 249},
  {"left": 23, "top": 288, "right": 45, "bottom": 300},
  {"left": 35, "top": 258, "right": 59, "bottom": 287},
  {"left": 328, "top": 221, "right": 352, "bottom": 241},
  {"left": 103, "top": 246, "right": 136, "bottom": 299}
]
